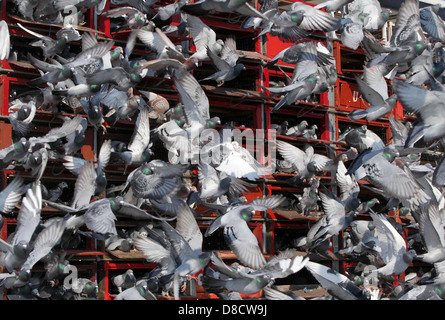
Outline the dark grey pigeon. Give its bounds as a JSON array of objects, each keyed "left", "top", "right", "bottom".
[
  {"left": 0, "top": 183, "right": 41, "bottom": 272},
  {"left": 204, "top": 195, "right": 285, "bottom": 269},
  {"left": 347, "top": 74, "right": 397, "bottom": 122},
  {"left": 181, "top": 0, "right": 268, "bottom": 19},
  {"left": 394, "top": 79, "right": 445, "bottom": 143},
  {"left": 419, "top": 4, "right": 445, "bottom": 42}
]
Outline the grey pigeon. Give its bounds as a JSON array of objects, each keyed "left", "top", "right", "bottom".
[
  {"left": 20, "top": 215, "right": 69, "bottom": 272},
  {"left": 123, "top": 159, "right": 187, "bottom": 200},
  {"left": 118, "top": 107, "right": 153, "bottom": 168},
  {"left": 62, "top": 116, "right": 88, "bottom": 156},
  {"left": 184, "top": 14, "right": 224, "bottom": 63},
  {"left": 289, "top": 2, "right": 340, "bottom": 32},
  {"left": 17, "top": 23, "right": 82, "bottom": 58},
  {"left": 265, "top": 74, "right": 319, "bottom": 113},
  {"left": 45, "top": 196, "right": 174, "bottom": 237},
  {"left": 336, "top": 160, "right": 361, "bottom": 212},
  {"left": 296, "top": 177, "right": 320, "bottom": 215},
  {"left": 8, "top": 100, "right": 36, "bottom": 137},
  {"left": 137, "top": 203, "right": 211, "bottom": 300}
]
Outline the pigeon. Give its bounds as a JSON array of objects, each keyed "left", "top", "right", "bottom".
[
  {"left": 0, "top": 175, "right": 25, "bottom": 214},
  {"left": 369, "top": 210, "right": 417, "bottom": 277},
  {"left": 295, "top": 177, "right": 320, "bottom": 215},
  {"left": 63, "top": 139, "right": 111, "bottom": 198},
  {"left": 17, "top": 23, "right": 82, "bottom": 58},
  {"left": 347, "top": 74, "right": 397, "bottom": 122},
  {"left": 62, "top": 116, "right": 88, "bottom": 156},
  {"left": 184, "top": 14, "right": 224, "bottom": 63},
  {"left": 135, "top": 202, "right": 211, "bottom": 300},
  {"left": 305, "top": 260, "right": 371, "bottom": 300},
  {"left": 202, "top": 254, "right": 272, "bottom": 295},
  {"left": 180, "top": 0, "right": 268, "bottom": 19},
  {"left": 311, "top": 186, "right": 357, "bottom": 250},
  {"left": 204, "top": 195, "right": 286, "bottom": 269},
  {"left": 0, "top": 183, "right": 41, "bottom": 272},
  {"left": 289, "top": 2, "right": 341, "bottom": 32},
  {"left": 264, "top": 73, "right": 320, "bottom": 113},
  {"left": 394, "top": 79, "right": 445, "bottom": 144},
  {"left": 112, "top": 269, "right": 137, "bottom": 292},
  {"left": 270, "top": 121, "right": 289, "bottom": 135},
  {"left": 45, "top": 195, "right": 174, "bottom": 237},
  {"left": 139, "top": 90, "right": 169, "bottom": 122},
  {"left": 415, "top": 204, "right": 445, "bottom": 266},
  {"left": 8, "top": 100, "right": 37, "bottom": 137},
  {"left": 285, "top": 120, "right": 309, "bottom": 137},
  {"left": 123, "top": 159, "right": 187, "bottom": 201},
  {"left": 20, "top": 215, "right": 70, "bottom": 272},
  {"left": 118, "top": 107, "right": 153, "bottom": 168},
  {"left": 336, "top": 160, "right": 361, "bottom": 212},
  {"left": 419, "top": 4, "right": 445, "bottom": 42},
  {"left": 276, "top": 140, "right": 334, "bottom": 185},
  {"left": 113, "top": 279, "right": 158, "bottom": 300},
  {"left": 398, "top": 282, "right": 445, "bottom": 300}
]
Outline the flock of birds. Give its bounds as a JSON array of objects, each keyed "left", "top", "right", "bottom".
[{"left": 0, "top": 0, "right": 443, "bottom": 301}]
